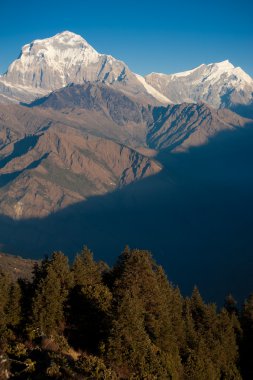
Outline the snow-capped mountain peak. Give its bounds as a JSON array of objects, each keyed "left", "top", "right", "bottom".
[
  {"left": 0, "top": 31, "right": 252, "bottom": 114},
  {"left": 22, "top": 30, "right": 94, "bottom": 52},
  {"left": 145, "top": 60, "right": 253, "bottom": 111},
  {"left": 4, "top": 31, "right": 100, "bottom": 90},
  {"left": 19, "top": 31, "right": 98, "bottom": 65},
  {"left": 0, "top": 31, "right": 170, "bottom": 105},
  {"left": 170, "top": 64, "right": 205, "bottom": 78},
  {"left": 209, "top": 59, "right": 234, "bottom": 70}
]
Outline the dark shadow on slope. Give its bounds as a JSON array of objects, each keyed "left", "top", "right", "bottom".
[
  {"left": 0, "top": 126, "right": 253, "bottom": 304},
  {"left": 0, "top": 135, "right": 41, "bottom": 169},
  {"left": 147, "top": 103, "right": 214, "bottom": 152},
  {"left": 230, "top": 102, "right": 253, "bottom": 120},
  {"left": 0, "top": 153, "right": 49, "bottom": 187}
]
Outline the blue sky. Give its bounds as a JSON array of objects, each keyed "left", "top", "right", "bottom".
[{"left": 0, "top": 0, "right": 252, "bottom": 76}]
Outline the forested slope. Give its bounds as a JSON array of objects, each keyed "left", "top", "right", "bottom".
[{"left": 0, "top": 247, "right": 252, "bottom": 379}]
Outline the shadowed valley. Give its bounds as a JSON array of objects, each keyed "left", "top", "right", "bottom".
[{"left": 0, "top": 82, "right": 252, "bottom": 304}]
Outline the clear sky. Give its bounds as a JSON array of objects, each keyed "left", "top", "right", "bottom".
[{"left": 0, "top": 0, "right": 252, "bottom": 76}]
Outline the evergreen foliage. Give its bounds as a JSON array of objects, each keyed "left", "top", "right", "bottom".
[
  {"left": 0, "top": 247, "right": 251, "bottom": 379},
  {"left": 29, "top": 252, "right": 72, "bottom": 337},
  {"left": 240, "top": 294, "right": 253, "bottom": 379}
]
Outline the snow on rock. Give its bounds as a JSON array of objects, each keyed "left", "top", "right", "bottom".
[
  {"left": 2, "top": 31, "right": 100, "bottom": 90},
  {"left": 0, "top": 31, "right": 168, "bottom": 105},
  {"left": 145, "top": 60, "right": 253, "bottom": 110},
  {"left": 135, "top": 74, "right": 172, "bottom": 104},
  {"left": 1, "top": 31, "right": 252, "bottom": 112}
]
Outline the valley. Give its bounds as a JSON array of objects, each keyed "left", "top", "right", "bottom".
[{"left": 0, "top": 31, "right": 252, "bottom": 304}]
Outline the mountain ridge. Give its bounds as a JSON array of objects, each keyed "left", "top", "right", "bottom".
[
  {"left": 0, "top": 80, "right": 251, "bottom": 219},
  {"left": 145, "top": 60, "right": 253, "bottom": 117},
  {"left": 28, "top": 82, "right": 251, "bottom": 153},
  {"left": 0, "top": 91, "right": 162, "bottom": 218},
  {"left": 0, "top": 31, "right": 166, "bottom": 105},
  {"left": 0, "top": 31, "right": 253, "bottom": 118}
]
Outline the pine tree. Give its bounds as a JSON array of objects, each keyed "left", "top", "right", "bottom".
[
  {"left": 106, "top": 248, "right": 182, "bottom": 379},
  {"left": 183, "top": 287, "right": 241, "bottom": 379},
  {"left": 72, "top": 246, "right": 102, "bottom": 287},
  {"left": 0, "top": 271, "right": 11, "bottom": 348},
  {"left": 225, "top": 294, "right": 238, "bottom": 316},
  {"left": 106, "top": 287, "right": 159, "bottom": 378},
  {"left": 0, "top": 246, "right": 249, "bottom": 378},
  {"left": 30, "top": 252, "right": 72, "bottom": 338},
  {"left": 0, "top": 271, "right": 21, "bottom": 346},
  {"left": 240, "top": 294, "right": 253, "bottom": 379},
  {"left": 216, "top": 309, "right": 242, "bottom": 379},
  {"left": 155, "top": 266, "right": 185, "bottom": 352},
  {"left": 69, "top": 246, "right": 112, "bottom": 352},
  {"left": 5, "top": 282, "right": 21, "bottom": 327}
]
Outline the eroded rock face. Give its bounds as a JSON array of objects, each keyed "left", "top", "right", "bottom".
[
  {"left": 29, "top": 82, "right": 146, "bottom": 126},
  {"left": 28, "top": 82, "right": 151, "bottom": 149},
  {"left": 147, "top": 102, "right": 251, "bottom": 152},
  {"left": 0, "top": 103, "right": 161, "bottom": 218}
]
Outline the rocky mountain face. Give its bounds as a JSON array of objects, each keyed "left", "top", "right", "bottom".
[
  {"left": 0, "top": 97, "right": 161, "bottom": 218},
  {"left": 0, "top": 80, "right": 250, "bottom": 219},
  {"left": 145, "top": 60, "right": 253, "bottom": 117},
  {"left": 147, "top": 102, "right": 251, "bottom": 152},
  {"left": 0, "top": 31, "right": 167, "bottom": 105},
  {"left": 32, "top": 82, "right": 251, "bottom": 152},
  {"left": 29, "top": 82, "right": 148, "bottom": 127},
  {"left": 0, "top": 29, "right": 252, "bottom": 221},
  {"left": 28, "top": 82, "right": 152, "bottom": 149}
]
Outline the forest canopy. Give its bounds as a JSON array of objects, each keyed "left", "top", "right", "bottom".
[{"left": 0, "top": 247, "right": 252, "bottom": 379}]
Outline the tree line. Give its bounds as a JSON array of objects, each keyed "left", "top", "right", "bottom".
[{"left": 0, "top": 247, "right": 252, "bottom": 379}]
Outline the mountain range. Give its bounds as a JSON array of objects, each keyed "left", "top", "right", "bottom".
[
  {"left": 1, "top": 31, "right": 253, "bottom": 116},
  {"left": 0, "top": 31, "right": 170, "bottom": 105},
  {"left": 0, "top": 31, "right": 253, "bottom": 301},
  {"left": 0, "top": 31, "right": 252, "bottom": 220},
  {"left": 0, "top": 82, "right": 251, "bottom": 219},
  {"left": 146, "top": 60, "right": 253, "bottom": 117}
]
